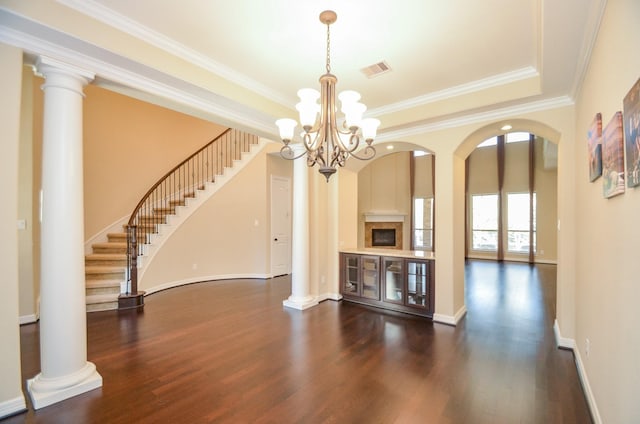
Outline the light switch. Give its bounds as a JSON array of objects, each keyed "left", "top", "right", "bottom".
[{"left": 17, "top": 219, "right": 26, "bottom": 230}]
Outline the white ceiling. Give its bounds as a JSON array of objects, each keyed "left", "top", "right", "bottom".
[{"left": 6, "top": 0, "right": 604, "bottom": 136}]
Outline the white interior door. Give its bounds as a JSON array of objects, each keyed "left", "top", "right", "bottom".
[{"left": 271, "top": 176, "right": 291, "bottom": 276}]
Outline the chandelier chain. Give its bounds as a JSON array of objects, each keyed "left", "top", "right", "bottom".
[{"left": 325, "top": 22, "right": 331, "bottom": 74}]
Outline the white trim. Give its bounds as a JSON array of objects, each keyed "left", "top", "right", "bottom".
[
  {"left": 19, "top": 314, "right": 38, "bottom": 325},
  {"left": 283, "top": 297, "right": 319, "bottom": 311},
  {"left": 56, "top": 0, "right": 292, "bottom": 107},
  {"left": 0, "top": 396, "right": 26, "bottom": 419},
  {"left": 553, "top": 318, "right": 576, "bottom": 349},
  {"left": 363, "top": 212, "right": 406, "bottom": 222},
  {"left": 369, "top": 67, "right": 538, "bottom": 116},
  {"left": 573, "top": 348, "right": 602, "bottom": 424},
  {"left": 144, "top": 273, "right": 271, "bottom": 296},
  {"left": 433, "top": 305, "right": 467, "bottom": 326},
  {"left": 27, "top": 363, "right": 102, "bottom": 410},
  {"left": 317, "top": 292, "right": 343, "bottom": 302},
  {"left": 0, "top": 10, "right": 277, "bottom": 138},
  {"left": 376, "top": 96, "right": 574, "bottom": 142},
  {"left": 554, "top": 320, "right": 602, "bottom": 423},
  {"left": 569, "top": 0, "right": 608, "bottom": 98}
]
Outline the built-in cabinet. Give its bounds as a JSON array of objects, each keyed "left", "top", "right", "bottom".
[{"left": 340, "top": 252, "right": 435, "bottom": 318}]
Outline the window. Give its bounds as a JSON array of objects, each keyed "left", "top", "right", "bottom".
[
  {"left": 477, "top": 132, "right": 531, "bottom": 148},
  {"left": 413, "top": 197, "right": 434, "bottom": 250},
  {"left": 507, "top": 193, "right": 536, "bottom": 253},
  {"left": 471, "top": 194, "right": 498, "bottom": 250}
]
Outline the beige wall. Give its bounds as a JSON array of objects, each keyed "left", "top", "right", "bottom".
[
  {"left": 467, "top": 137, "right": 558, "bottom": 262},
  {"left": 140, "top": 143, "right": 277, "bottom": 292},
  {"left": 82, "top": 84, "right": 227, "bottom": 238},
  {"left": 18, "top": 67, "right": 37, "bottom": 320},
  {"left": 29, "top": 78, "right": 228, "bottom": 239},
  {"left": 357, "top": 151, "right": 413, "bottom": 249},
  {"left": 0, "top": 42, "right": 26, "bottom": 417},
  {"left": 573, "top": 0, "right": 640, "bottom": 422}
]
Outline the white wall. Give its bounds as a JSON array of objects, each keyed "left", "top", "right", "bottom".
[
  {"left": 0, "top": 42, "right": 27, "bottom": 419},
  {"left": 573, "top": 0, "right": 640, "bottom": 422}
]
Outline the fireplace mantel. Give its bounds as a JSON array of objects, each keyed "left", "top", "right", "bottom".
[{"left": 364, "top": 212, "right": 406, "bottom": 223}]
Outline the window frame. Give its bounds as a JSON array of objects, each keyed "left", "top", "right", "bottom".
[
  {"left": 470, "top": 193, "right": 499, "bottom": 252},
  {"left": 506, "top": 192, "right": 537, "bottom": 254},
  {"left": 413, "top": 196, "right": 434, "bottom": 251}
]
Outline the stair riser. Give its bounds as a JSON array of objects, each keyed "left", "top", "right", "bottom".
[
  {"left": 87, "top": 302, "right": 118, "bottom": 313},
  {"left": 93, "top": 247, "right": 127, "bottom": 254},
  {"left": 86, "top": 286, "right": 120, "bottom": 296},
  {"left": 85, "top": 259, "right": 127, "bottom": 266},
  {"left": 86, "top": 271, "right": 125, "bottom": 280}
]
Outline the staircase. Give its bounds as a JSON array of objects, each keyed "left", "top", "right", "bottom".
[
  {"left": 84, "top": 129, "right": 261, "bottom": 312},
  {"left": 85, "top": 232, "right": 127, "bottom": 312}
]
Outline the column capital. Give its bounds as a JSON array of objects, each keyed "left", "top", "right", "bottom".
[{"left": 35, "top": 56, "right": 94, "bottom": 93}]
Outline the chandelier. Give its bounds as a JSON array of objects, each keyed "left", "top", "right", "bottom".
[{"left": 275, "top": 10, "right": 380, "bottom": 181}]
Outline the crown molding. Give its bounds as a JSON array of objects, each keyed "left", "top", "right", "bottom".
[
  {"left": 377, "top": 95, "right": 574, "bottom": 142},
  {"left": 57, "top": 0, "right": 291, "bottom": 107},
  {"left": 570, "top": 0, "right": 607, "bottom": 99},
  {"left": 368, "top": 67, "right": 539, "bottom": 117},
  {"left": 0, "top": 8, "right": 276, "bottom": 138}
]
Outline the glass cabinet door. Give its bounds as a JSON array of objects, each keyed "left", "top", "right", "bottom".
[
  {"left": 383, "top": 257, "right": 404, "bottom": 304},
  {"left": 406, "top": 260, "right": 428, "bottom": 307},
  {"left": 343, "top": 255, "right": 359, "bottom": 295},
  {"left": 360, "top": 256, "right": 380, "bottom": 300}
]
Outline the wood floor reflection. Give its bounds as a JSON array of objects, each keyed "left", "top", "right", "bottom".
[{"left": 4, "top": 260, "right": 591, "bottom": 423}]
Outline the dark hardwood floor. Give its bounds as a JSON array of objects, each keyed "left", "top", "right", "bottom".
[{"left": 3, "top": 260, "right": 591, "bottom": 423}]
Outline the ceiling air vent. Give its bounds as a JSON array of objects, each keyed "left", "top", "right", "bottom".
[{"left": 361, "top": 61, "right": 391, "bottom": 78}]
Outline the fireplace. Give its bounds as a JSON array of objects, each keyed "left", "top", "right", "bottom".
[
  {"left": 372, "top": 229, "right": 396, "bottom": 247},
  {"left": 364, "top": 221, "right": 403, "bottom": 250}
]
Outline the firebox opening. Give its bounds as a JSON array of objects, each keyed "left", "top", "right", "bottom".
[{"left": 372, "top": 229, "right": 396, "bottom": 247}]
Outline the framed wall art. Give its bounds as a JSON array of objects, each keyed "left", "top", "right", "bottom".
[
  {"left": 602, "top": 111, "right": 625, "bottom": 198},
  {"left": 623, "top": 77, "right": 640, "bottom": 188},
  {"left": 588, "top": 112, "right": 603, "bottom": 182}
]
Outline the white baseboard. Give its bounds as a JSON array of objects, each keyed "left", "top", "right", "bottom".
[
  {"left": 19, "top": 314, "right": 38, "bottom": 325},
  {"left": 0, "top": 395, "right": 26, "bottom": 420},
  {"left": 433, "top": 304, "right": 467, "bottom": 326},
  {"left": 318, "top": 292, "right": 342, "bottom": 302},
  {"left": 553, "top": 319, "right": 601, "bottom": 424},
  {"left": 553, "top": 319, "right": 575, "bottom": 349},
  {"left": 144, "top": 273, "right": 271, "bottom": 295}
]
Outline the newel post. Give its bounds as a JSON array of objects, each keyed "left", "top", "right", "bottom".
[{"left": 120, "top": 224, "right": 145, "bottom": 310}]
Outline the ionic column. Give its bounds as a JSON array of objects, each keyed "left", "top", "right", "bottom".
[
  {"left": 283, "top": 150, "right": 317, "bottom": 310},
  {"left": 28, "top": 56, "right": 102, "bottom": 409}
]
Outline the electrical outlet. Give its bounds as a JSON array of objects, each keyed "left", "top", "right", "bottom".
[{"left": 585, "top": 338, "right": 590, "bottom": 358}]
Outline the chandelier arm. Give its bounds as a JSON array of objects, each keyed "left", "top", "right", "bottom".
[
  {"left": 280, "top": 144, "right": 309, "bottom": 161},
  {"left": 305, "top": 130, "right": 327, "bottom": 167},
  {"left": 346, "top": 143, "right": 377, "bottom": 161}
]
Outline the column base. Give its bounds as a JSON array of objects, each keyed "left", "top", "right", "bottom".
[
  {"left": 27, "top": 362, "right": 102, "bottom": 410},
  {"left": 283, "top": 296, "right": 318, "bottom": 311}
]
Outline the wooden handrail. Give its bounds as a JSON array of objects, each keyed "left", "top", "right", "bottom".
[{"left": 126, "top": 128, "right": 232, "bottom": 226}]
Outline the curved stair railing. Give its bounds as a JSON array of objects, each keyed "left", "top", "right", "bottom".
[{"left": 120, "top": 128, "right": 259, "bottom": 309}]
